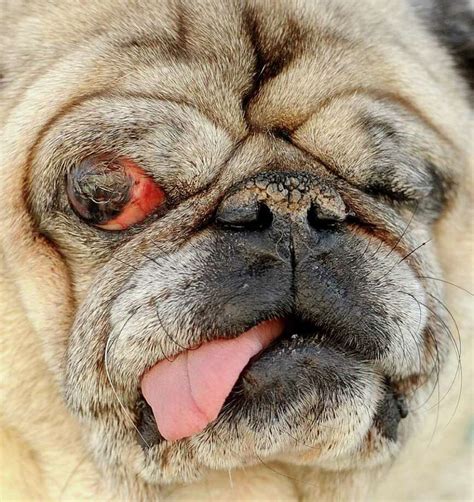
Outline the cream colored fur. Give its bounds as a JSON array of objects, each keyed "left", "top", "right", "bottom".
[
  {"left": 1, "top": 0, "right": 473, "bottom": 500},
  {"left": 1, "top": 216, "right": 472, "bottom": 499}
]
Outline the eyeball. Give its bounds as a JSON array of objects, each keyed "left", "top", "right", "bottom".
[{"left": 66, "top": 155, "right": 166, "bottom": 230}]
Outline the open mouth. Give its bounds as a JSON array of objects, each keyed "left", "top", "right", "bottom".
[{"left": 136, "top": 315, "right": 408, "bottom": 446}]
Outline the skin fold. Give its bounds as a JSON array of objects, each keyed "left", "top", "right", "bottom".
[{"left": 0, "top": 0, "right": 472, "bottom": 500}]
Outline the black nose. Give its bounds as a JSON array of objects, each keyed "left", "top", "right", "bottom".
[
  {"left": 306, "top": 204, "right": 343, "bottom": 230},
  {"left": 215, "top": 171, "right": 348, "bottom": 231},
  {"left": 215, "top": 199, "right": 273, "bottom": 230}
]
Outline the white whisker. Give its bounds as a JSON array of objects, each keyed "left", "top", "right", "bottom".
[{"left": 104, "top": 309, "right": 151, "bottom": 449}]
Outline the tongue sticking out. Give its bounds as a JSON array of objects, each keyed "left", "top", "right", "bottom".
[{"left": 141, "top": 319, "right": 285, "bottom": 441}]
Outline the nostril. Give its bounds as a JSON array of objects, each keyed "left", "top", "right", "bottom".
[
  {"left": 307, "top": 204, "right": 340, "bottom": 230},
  {"left": 255, "top": 203, "right": 273, "bottom": 229},
  {"left": 216, "top": 200, "right": 273, "bottom": 230}
]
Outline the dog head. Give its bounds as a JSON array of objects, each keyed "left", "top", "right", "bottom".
[{"left": 1, "top": 0, "right": 471, "bottom": 492}]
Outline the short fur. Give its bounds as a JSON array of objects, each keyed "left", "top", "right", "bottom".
[{"left": 1, "top": 1, "right": 472, "bottom": 500}]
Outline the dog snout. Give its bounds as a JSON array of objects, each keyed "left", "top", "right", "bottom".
[{"left": 215, "top": 170, "right": 349, "bottom": 233}]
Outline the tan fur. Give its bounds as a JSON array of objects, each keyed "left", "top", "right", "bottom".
[{"left": 1, "top": 0, "right": 472, "bottom": 500}]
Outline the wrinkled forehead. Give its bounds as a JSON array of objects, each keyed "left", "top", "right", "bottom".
[
  {"left": 111, "top": 0, "right": 385, "bottom": 134},
  {"left": 22, "top": 0, "right": 469, "bottom": 222},
  {"left": 3, "top": 0, "right": 471, "bottom": 153},
  {"left": 89, "top": 0, "right": 466, "bottom": 153}
]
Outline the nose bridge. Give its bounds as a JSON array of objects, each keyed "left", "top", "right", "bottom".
[
  {"left": 215, "top": 170, "right": 350, "bottom": 235},
  {"left": 241, "top": 171, "right": 347, "bottom": 221},
  {"left": 248, "top": 172, "right": 312, "bottom": 215}
]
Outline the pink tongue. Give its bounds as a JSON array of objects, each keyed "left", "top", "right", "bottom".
[{"left": 141, "top": 319, "right": 284, "bottom": 441}]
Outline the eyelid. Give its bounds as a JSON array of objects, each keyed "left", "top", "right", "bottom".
[
  {"left": 67, "top": 156, "right": 166, "bottom": 230},
  {"left": 98, "top": 161, "right": 166, "bottom": 230}
]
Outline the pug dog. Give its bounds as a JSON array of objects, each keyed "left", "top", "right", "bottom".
[{"left": 1, "top": 0, "right": 472, "bottom": 500}]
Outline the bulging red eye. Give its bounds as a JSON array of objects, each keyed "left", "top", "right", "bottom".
[{"left": 66, "top": 155, "right": 166, "bottom": 230}]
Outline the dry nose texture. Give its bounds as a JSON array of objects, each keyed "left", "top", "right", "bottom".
[
  {"left": 140, "top": 319, "right": 285, "bottom": 441},
  {"left": 220, "top": 171, "right": 348, "bottom": 221}
]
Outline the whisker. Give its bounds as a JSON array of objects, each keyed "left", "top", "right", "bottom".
[
  {"left": 137, "top": 250, "right": 162, "bottom": 268},
  {"left": 399, "top": 296, "right": 439, "bottom": 398},
  {"left": 397, "top": 293, "right": 441, "bottom": 411},
  {"left": 376, "top": 239, "right": 432, "bottom": 283},
  {"left": 426, "top": 293, "right": 462, "bottom": 359},
  {"left": 423, "top": 305, "right": 462, "bottom": 408},
  {"left": 104, "top": 307, "right": 151, "bottom": 448},
  {"left": 400, "top": 292, "right": 462, "bottom": 439},
  {"left": 418, "top": 276, "right": 473, "bottom": 296},
  {"left": 96, "top": 284, "right": 137, "bottom": 310},
  {"left": 282, "top": 426, "right": 320, "bottom": 450},
  {"left": 370, "top": 237, "right": 385, "bottom": 259},
  {"left": 155, "top": 306, "right": 188, "bottom": 351},
  {"left": 384, "top": 201, "right": 419, "bottom": 259},
  {"left": 425, "top": 293, "right": 463, "bottom": 430},
  {"left": 253, "top": 451, "right": 317, "bottom": 490},
  {"left": 398, "top": 239, "right": 431, "bottom": 265},
  {"left": 59, "top": 453, "right": 90, "bottom": 501},
  {"left": 394, "top": 319, "right": 422, "bottom": 379},
  {"left": 110, "top": 255, "right": 140, "bottom": 271}
]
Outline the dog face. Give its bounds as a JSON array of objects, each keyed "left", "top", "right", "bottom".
[{"left": 2, "top": 0, "right": 471, "bottom": 492}]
